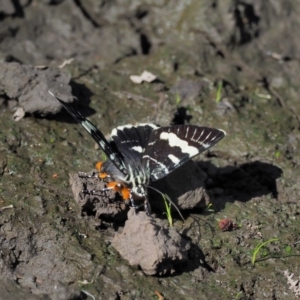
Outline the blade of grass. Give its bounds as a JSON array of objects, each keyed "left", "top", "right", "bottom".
[
  {"left": 215, "top": 80, "right": 223, "bottom": 103},
  {"left": 162, "top": 194, "right": 173, "bottom": 227},
  {"left": 251, "top": 238, "right": 279, "bottom": 265}
]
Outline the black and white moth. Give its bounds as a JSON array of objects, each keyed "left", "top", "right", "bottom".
[{"left": 49, "top": 91, "right": 226, "bottom": 214}]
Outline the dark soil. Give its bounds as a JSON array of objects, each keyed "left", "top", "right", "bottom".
[{"left": 1, "top": 1, "right": 300, "bottom": 299}]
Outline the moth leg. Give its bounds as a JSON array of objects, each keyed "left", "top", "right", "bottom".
[
  {"left": 79, "top": 181, "right": 104, "bottom": 196},
  {"left": 130, "top": 200, "right": 146, "bottom": 214},
  {"left": 79, "top": 164, "right": 108, "bottom": 196},
  {"left": 81, "top": 189, "right": 99, "bottom": 196},
  {"left": 130, "top": 198, "right": 138, "bottom": 214},
  {"left": 78, "top": 171, "right": 98, "bottom": 178},
  {"left": 127, "top": 190, "right": 135, "bottom": 212},
  {"left": 126, "top": 191, "right": 143, "bottom": 214},
  {"left": 144, "top": 199, "right": 151, "bottom": 216}
]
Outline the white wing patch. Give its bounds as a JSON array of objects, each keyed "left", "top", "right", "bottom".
[
  {"left": 168, "top": 154, "right": 180, "bottom": 164},
  {"left": 131, "top": 146, "right": 144, "bottom": 153},
  {"left": 160, "top": 132, "right": 198, "bottom": 156},
  {"left": 81, "top": 121, "right": 95, "bottom": 134},
  {"left": 201, "top": 143, "right": 211, "bottom": 148},
  {"left": 111, "top": 123, "right": 159, "bottom": 137}
]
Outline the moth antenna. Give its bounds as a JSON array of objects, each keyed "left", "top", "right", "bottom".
[{"left": 146, "top": 186, "right": 185, "bottom": 223}]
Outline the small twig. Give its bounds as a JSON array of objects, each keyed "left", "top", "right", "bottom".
[
  {"left": 155, "top": 290, "right": 165, "bottom": 300},
  {"left": 0, "top": 204, "right": 14, "bottom": 212},
  {"left": 81, "top": 290, "right": 95, "bottom": 300},
  {"left": 58, "top": 58, "right": 74, "bottom": 68}
]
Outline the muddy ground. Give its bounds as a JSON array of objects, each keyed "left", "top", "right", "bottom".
[{"left": 1, "top": 1, "right": 300, "bottom": 299}]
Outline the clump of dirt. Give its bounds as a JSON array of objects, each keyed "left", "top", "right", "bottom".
[
  {"left": 112, "top": 210, "right": 190, "bottom": 276},
  {"left": 151, "top": 160, "right": 211, "bottom": 212},
  {"left": 0, "top": 279, "right": 50, "bottom": 300},
  {"left": 0, "top": 62, "right": 72, "bottom": 118},
  {"left": 69, "top": 171, "right": 128, "bottom": 222},
  {"left": 0, "top": 209, "right": 93, "bottom": 299}
]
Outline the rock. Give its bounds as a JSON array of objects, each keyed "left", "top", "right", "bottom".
[
  {"left": 112, "top": 210, "right": 190, "bottom": 275},
  {"left": 69, "top": 172, "right": 128, "bottom": 221},
  {"left": 0, "top": 62, "right": 72, "bottom": 117}
]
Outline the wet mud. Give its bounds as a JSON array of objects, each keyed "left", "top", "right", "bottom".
[{"left": 0, "top": 1, "right": 300, "bottom": 299}]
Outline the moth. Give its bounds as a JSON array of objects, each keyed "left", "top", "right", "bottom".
[{"left": 49, "top": 91, "right": 225, "bottom": 214}]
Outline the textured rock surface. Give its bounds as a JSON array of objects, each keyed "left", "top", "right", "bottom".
[{"left": 112, "top": 210, "right": 190, "bottom": 275}]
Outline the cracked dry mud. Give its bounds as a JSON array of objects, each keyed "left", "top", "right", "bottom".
[{"left": 1, "top": 1, "right": 300, "bottom": 299}]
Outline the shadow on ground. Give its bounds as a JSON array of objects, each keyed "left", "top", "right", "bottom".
[{"left": 199, "top": 161, "right": 283, "bottom": 212}]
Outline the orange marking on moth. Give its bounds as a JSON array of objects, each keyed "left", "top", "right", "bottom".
[
  {"left": 106, "top": 181, "right": 131, "bottom": 201},
  {"left": 95, "top": 161, "right": 103, "bottom": 171},
  {"left": 106, "top": 181, "right": 120, "bottom": 190},
  {"left": 95, "top": 161, "right": 109, "bottom": 179},
  {"left": 120, "top": 187, "right": 130, "bottom": 201},
  {"left": 98, "top": 172, "right": 108, "bottom": 179},
  {"left": 96, "top": 162, "right": 131, "bottom": 201}
]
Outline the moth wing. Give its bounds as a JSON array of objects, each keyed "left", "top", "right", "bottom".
[{"left": 143, "top": 125, "right": 225, "bottom": 181}]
